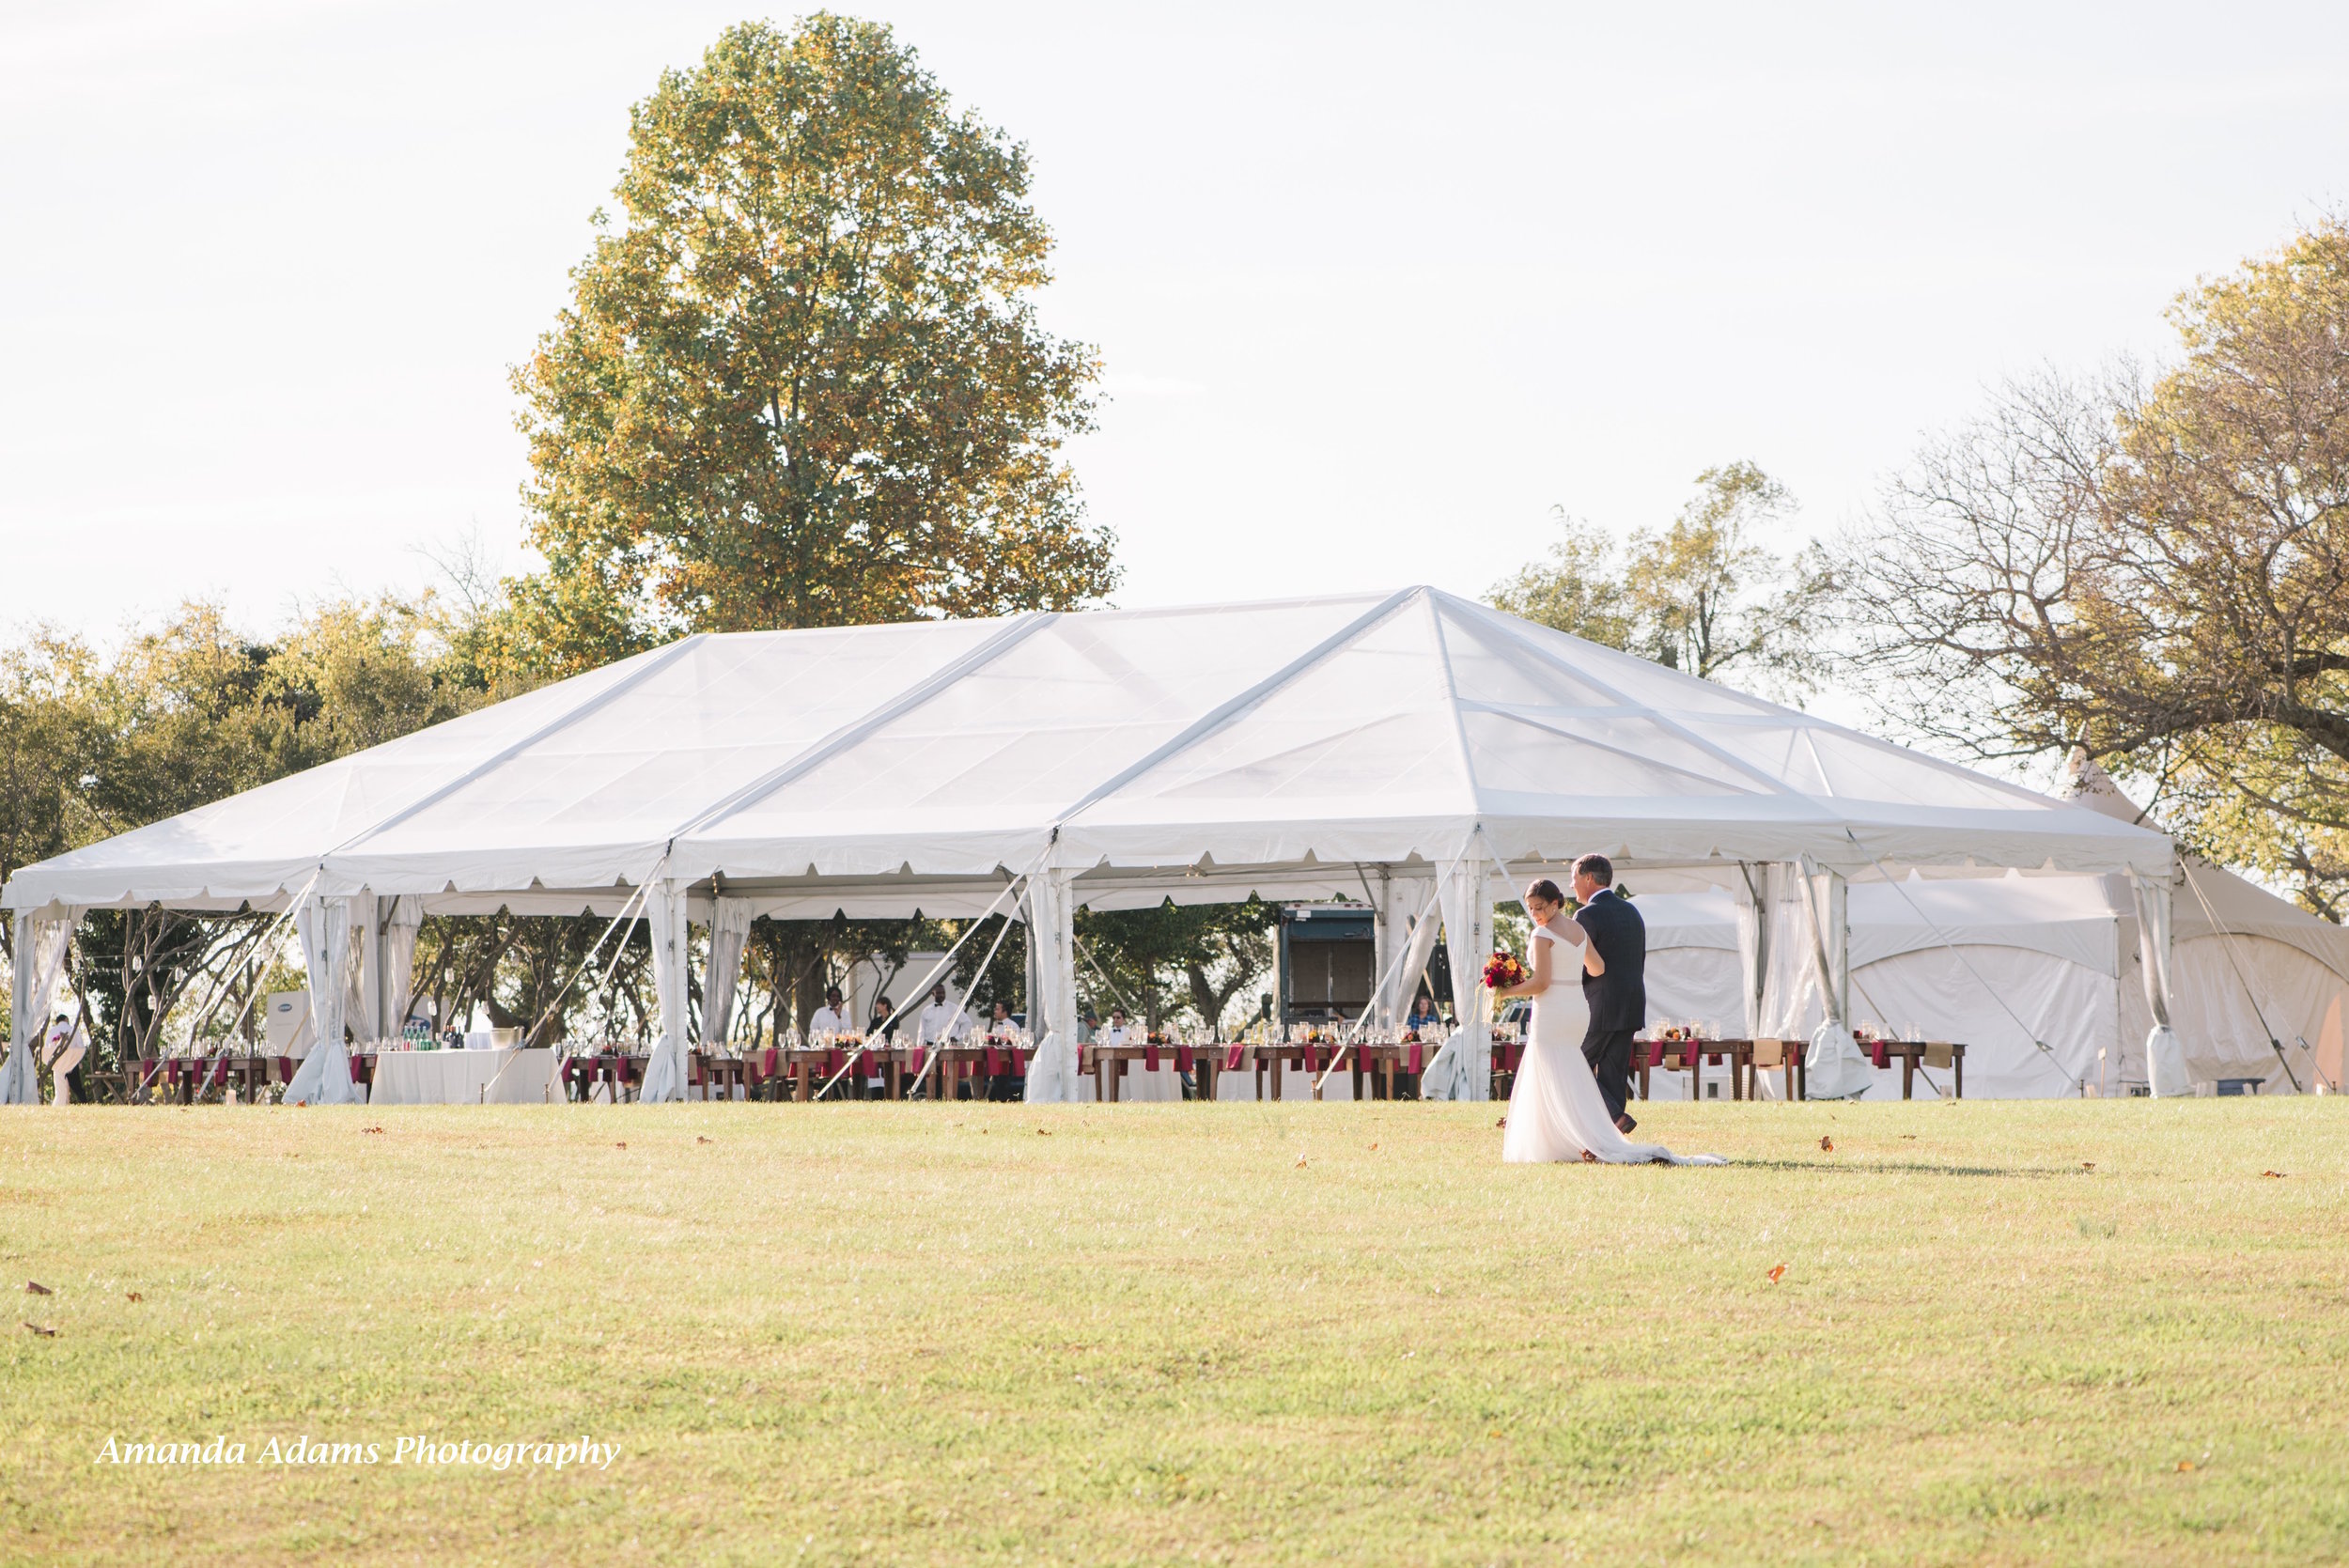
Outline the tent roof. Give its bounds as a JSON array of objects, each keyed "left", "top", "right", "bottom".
[{"left": 4, "top": 588, "right": 2171, "bottom": 912}]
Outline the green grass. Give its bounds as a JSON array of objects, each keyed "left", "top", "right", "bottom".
[{"left": 3, "top": 1099, "right": 2345, "bottom": 1566}]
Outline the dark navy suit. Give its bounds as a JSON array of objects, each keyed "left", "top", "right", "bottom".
[{"left": 1574, "top": 887, "right": 1646, "bottom": 1125}]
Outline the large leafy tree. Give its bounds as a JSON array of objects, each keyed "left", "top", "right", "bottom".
[
  {"left": 511, "top": 14, "right": 1117, "bottom": 667},
  {"left": 1838, "top": 218, "right": 2349, "bottom": 917},
  {"left": 1490, "top": 462, "right": 1831, "bottom": 696}
]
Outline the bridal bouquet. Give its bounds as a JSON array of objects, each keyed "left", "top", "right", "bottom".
[{"left": 1482, "top": 950, "right": 1526, "bottom": 989}]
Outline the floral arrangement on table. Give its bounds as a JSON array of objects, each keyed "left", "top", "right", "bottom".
[
  {"left": 1400, "top": 1029, "right": 1422, "bottom": 1045},
  {"left": 1145, "top": 1031, "right": 1170, "bottom": 1046},
  {"left": 1656, "top": 1024, "right": 1690, "bottom": 1044},
  {"left": 1482, "top": 950, "right": 1526, "bottom": 990}
]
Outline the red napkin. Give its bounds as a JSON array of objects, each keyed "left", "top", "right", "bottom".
[
  {"left": 1175, "top": 1047, "right": 1194, "bottom": 1073},
  {"left": 986, "top": 1048, "right": 1005, "bottom": 1077},
  {"left": 1870, "top": 1042, "right": 1890, "bottom": 1069},
  {"left": 1647, "top": 1041, "right": 1667, "bottom": 1068},
  {"left": 1144, "top": 1045, "right": 1161, "bottom": 1071},
  {"left": 1407, "top": 1042, "right": 1423, "bottom": 1074},
  {"left": 1225, "top": 1044, "right": 1245, "bottom": 1072}
]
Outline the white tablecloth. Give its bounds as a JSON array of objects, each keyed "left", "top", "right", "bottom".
[{"left": 367, "top": 1048, "right": 557, "bottom": 1105}]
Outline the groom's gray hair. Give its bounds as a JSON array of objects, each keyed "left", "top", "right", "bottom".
[{"left": 1571, "top": 853, "right": 1614, "bottom": 886}]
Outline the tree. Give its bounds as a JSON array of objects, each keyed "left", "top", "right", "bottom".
[
  {"left": 510, "top": 14, "right": 1117, "bottom": 669},
  {"left": 1489, "top": 463, "right": 1830, "bottom": 695},
  {"left": 1075, "top": 900, "right": 1275, "bottom": 1033},
  {"left": 1837, "top": 217, "right": 2349, "bottom": 918}
]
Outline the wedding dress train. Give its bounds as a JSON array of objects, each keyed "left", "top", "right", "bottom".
[{"left": 1501, "top": 923, "right": 1725, "bottom": 1166}]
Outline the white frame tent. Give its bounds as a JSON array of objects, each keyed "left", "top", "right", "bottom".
[{"left": 1, "top": 588, "right": 2178, "bottom": 1106}]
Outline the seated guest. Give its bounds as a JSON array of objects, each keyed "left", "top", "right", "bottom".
[
  {"left": 868, "top": 996, "right": 894, "bottom": 1036},
  {"left": 1102, "top": 1006, "right": 1130, "bottom": 1047},
  {"left": 1406, "top": 992, "right": 1439, "bottom": 1032},
  {"left": 808, "top": 986, "right": 849, "bottom": 1039},
  {"left": 978, "top": 1000, "right": 1015, "bottom": 1040},
  {"left": 917, "top": 983, "right": 966, "bottom": 1043}
]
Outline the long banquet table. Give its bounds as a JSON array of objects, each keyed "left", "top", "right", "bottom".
[{"left": 366, "top": 1048, "right": 559, "bottom": 1105}]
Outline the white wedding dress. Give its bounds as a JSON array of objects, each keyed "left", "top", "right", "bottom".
[{"left": 1501, "top": 922, "right": 1725, "bottom": 1166}]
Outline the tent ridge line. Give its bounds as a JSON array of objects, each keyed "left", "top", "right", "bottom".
[
  {"left": 1048, "top": 585, "right": 1426, "bottom": 834},
  {"left": 1441, "top": 594, "right": 1807, "bottom": 801},
  {"left": 323, "top": 633, "right": 713, "bottom": 867},
  {"left": 670, "top": 610, "right": 1062, "bottom": 846},
  {"left": 1425, "top": 593, "right": 1487, "bottom": 821}
]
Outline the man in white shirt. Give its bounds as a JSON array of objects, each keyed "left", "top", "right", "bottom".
[
  {"left": 808, "top": 986, "right": 849, "bottom": 1038},
  {"left": 1102, "top": 1007, "right": 1130, "bottom": 1048},
  {"left": 916, "top": 983, "right": 967, "bottom": 1044}
]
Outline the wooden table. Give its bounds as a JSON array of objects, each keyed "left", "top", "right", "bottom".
[
  {"left": 1859, "top": 1039, "right": 1968, "bottom": 1099},
  {"left": 142, "top": 1054, "right": 292, "bottom": 1102},
  {"left": 1633, "top": 1039, "right": 1758, "bottom": 1102},
  {"left": 1084, "top": 1042, "right": 1206, "bottom": 1101},
  {"left": 1629, "top": 1038, "right": 1968, "bottom": 1100}
]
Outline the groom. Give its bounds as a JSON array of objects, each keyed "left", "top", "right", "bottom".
[{"left": 1571, "top": 853, "right": 1644, "bottom": 1134}]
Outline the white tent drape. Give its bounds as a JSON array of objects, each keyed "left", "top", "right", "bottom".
[
  {"left": 701, "top": 896, "right": 754, "bottom": 1050},
  {"left": 349, "top": 893, "right": 378, "bottom": 1047},
  {"left": 2129, "top": 868, "right": 2192, "bottom": 1096},
  {"left": 285, "top": 896, "right": 361, "bottom": 1105},
  {"left": 639, "top": 880, "right": 692, "bottom": 1103},
  {"left": 1733, "top": 864, "right": 1768, "bottom": 1041},
  {"left": 1428, "top": 846, "right": 1494, "bottom": 1100},
  {"left": 1024, "top": 871, "right": 1081, "bottom": 1103},
  {"left": 1797, "top": 858, "right": 1873, "bottom": 1099},
  {"left": 4, "top": 911, "right": 76, "bottom": 1105},
  {"left": 1374, "top": 872, "right": 1414, "bottom": 1029},
  {"left": 379, "top": 894, "right": 423, "bottom": 1036}
]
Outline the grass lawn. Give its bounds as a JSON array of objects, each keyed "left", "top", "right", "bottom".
[{"left": 3, "top": 1097, "right": 2345, "bottom": 1566}]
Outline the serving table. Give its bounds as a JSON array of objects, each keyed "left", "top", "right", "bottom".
[
  {"left": 369, "top": 1047, "right": 558, "bottom": 1104},
  {"left": 1627, "top": 1037, "right": 1968, "bottom": 1101}
]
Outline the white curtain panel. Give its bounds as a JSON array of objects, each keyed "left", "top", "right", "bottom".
[
  {"left": 1797, "top": 858, "right": 1873, "bottom": 1099},
  {"left": 700, "top": 896, "right": 754, "bottom": 1049},
  {"left": 638, "top": 881, "right": 692, "bottom": 1104},
  {"left": 284, "top": 896, "right": 361, "bottom": 1105},
  {"left": 380, "top": 894, "right": 423, "bottom": 1036},
  {"left": 347, "top": 893, "right": 377, "bottom": 1047},
  {"left": 2129, "top": 869, "right": 2192, "bottom": 1096},
  {"left": 1733, "top": 864, "right": 1768, "bottom": 1040},
  {"left": 3, "top": 911, "right": 76, "bottom": 1105},
  {"left": 1024, "top": 872, "right": 1081, "bottom": 1104},
  {"left": 1428, "top": 848, "right": 1493, "bottom": 1101}
]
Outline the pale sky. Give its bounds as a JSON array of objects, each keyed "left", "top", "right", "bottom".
[{"left": 6, "top": 0, "right": 2347, "bottom": 654}]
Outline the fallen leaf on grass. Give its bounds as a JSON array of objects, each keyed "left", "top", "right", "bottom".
[
  {"left": 2262, "top": 1170, "right": 2286, "bottom": 1178},
  {"left": 24, "top": 1281, "right": 51, "bottom": 1296},
  {"left": 1367, "top": 1142, "right": 1379, "bottom": 1152},
  {"left": 1818, "top": 1136, "right": 1835, "bottom": 1153},
  {"left": 1036, "top": 1128, "right": 1051, "bottom": 1137},
  {"left": 1295, "top": 1152, "right": 1309, "bottom": 1169},
  {"left": 1900, "top": 1134, "right": 1916, "bottom": 1140},
  {"left": 695, "top": 1136, "right": 712, "bottom": 1145},
  {"left": 125, "top": 1292, "right": 143, "bottom": 1303},
  {"left": 1495, "top": 1116, "right": 1508, "bottom": 1128},
  {"left": 2176, "top": 1460, "right": 2196, "bottom": 1472},
  {"left": 2082, "top": 1162, "right": 2096, "bottom": 1171},
  {"left": 362, "top": 1126, "right": 384, "bottom": 1135},
  {"left": 614, "top": 1141, "right": 628, "bottom": 1150},
  {"left": 23, "top": 1322, "right": 56, "bottom": 1337},
  {"left": 1767, "top": 1264, "right": 1787, "bottom": 1284}
]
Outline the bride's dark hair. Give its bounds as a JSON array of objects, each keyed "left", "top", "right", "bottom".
[{"left": 1525, "top": 878, "right": 1563, "bottom": 908}]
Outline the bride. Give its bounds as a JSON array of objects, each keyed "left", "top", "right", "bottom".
[{"left": 1492, "top": 878, "right": 1725, "bottom": 1166}]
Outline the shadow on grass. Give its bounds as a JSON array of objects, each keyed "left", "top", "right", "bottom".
[{"left": 1725, "top": 1157, "right": 2076, "bottom": 1179}]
